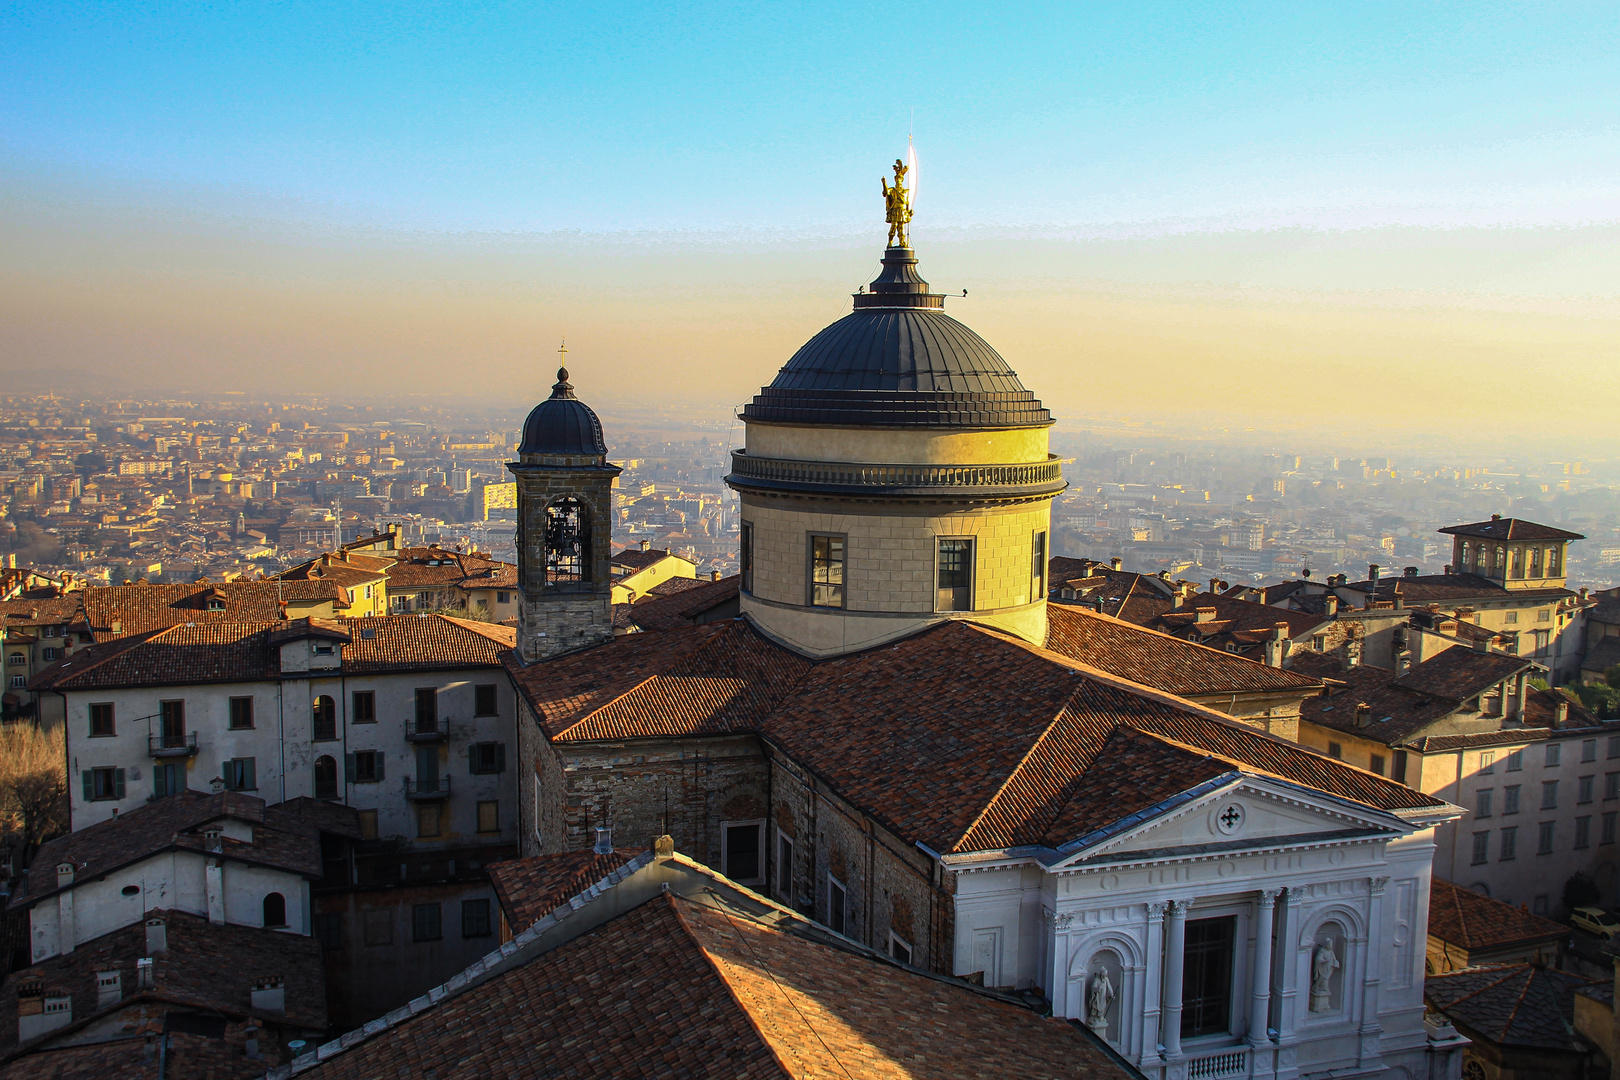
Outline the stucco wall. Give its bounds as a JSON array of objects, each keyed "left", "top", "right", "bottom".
[{"left": 745, "top": 422, "right": 1049, "bottom": 467}]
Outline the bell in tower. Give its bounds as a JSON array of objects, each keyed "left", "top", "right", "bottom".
[{"left": 508, "top": 349, "right": 621, "bottom": 663}]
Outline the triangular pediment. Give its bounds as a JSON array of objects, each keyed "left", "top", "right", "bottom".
[{"left": 1050, "top": 775, "right": 1406, "bottom": 869}]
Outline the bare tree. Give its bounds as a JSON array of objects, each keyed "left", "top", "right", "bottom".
[{"left": 0, "top": 724, "right": 68, "bottom": 866}]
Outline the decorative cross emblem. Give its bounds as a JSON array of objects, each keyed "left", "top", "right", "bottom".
[{"left": 1220, "top": 806, "right": 1243, "bottom": 829}]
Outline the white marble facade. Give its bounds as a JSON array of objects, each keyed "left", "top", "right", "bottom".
[{"left": 945, "top": 775, "right": 1462, "bottom": 1080}]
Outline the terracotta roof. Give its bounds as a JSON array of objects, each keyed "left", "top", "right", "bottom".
[
  {"left": 487, "top": 848, "right": 644, "bottom": 933},
  {"left": 1044, "top": 605, "right": 1322, "bottom": 698},
  {"left": 1426, "top": 963, "right": 1604, "bottom": 1051},
  {"left": 1047, "top": 557, "right": 1173, "bottom": 623},
  {"left": 624, "top": 576, "right": 739, "bottom": 632},
  {"left": 608, "top": 547, "right": 673, "bottom": 572},
  {"left": 1427, "top": 879, "right": 1569, "bottom": 951},
  {"left": 1583, "top": 636, "right": 1620, "bottom": 674},
  {"left": 1144, "top": 593, "right": 1323, "bottom": 645},
  {"left": 275, "top": 890, "right": 1122, "bottom": 1080},
  {"left": 30, "top": 615, "right": 511, "bottom": 691},
  {"left": 1389, "top": 648, "right": 1533, "bottom": 702},
  {"left": 1438, "top": 517, "right": 1584, "bottom": 542},
  {"left": 505, "top": 620, "right": 812, "bottom": 743},
  {"left": 1348, "top": 573, "right": 1571, "bottom": 604},
  {"left": 0, "top": 597, "right": 84, "bottom": 630},
  {"left": 80, "top": 581, "right": 345, "bottom": 639},
  {"left": 0, "top": 908, "right": 326, "bottom": 1055},
  {"left": 383, "top": 548, "right": 517, "bottom": 591},
  {"left": 12, "top": 791, "right": 333, "bottom": 909}
]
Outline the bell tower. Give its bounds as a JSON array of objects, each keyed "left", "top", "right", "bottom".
[{"left": 508, "top": 351, "right": 621, "bottom": 663}]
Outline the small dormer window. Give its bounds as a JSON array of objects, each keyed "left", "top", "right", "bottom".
[
  {"left": 207, "top": 598, "right": 225, "bottom": 611},
  {"left": 312, "top": 641, "right": 334, "bottom": 656}
]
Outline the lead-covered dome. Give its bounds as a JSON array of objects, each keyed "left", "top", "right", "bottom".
[
  {"left": 741, "top": 247, "right": 1052, "bottom": 429},
  {"left": 519, "top": 368, "right": 607, "bottom": 456}
]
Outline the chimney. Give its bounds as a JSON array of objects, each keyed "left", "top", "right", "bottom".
[
  {"left": 640, "top": 539, "right": 651, "bottom": 551},
  {"left": 1172, "top": 592, "right": 1184, "bottom": 610},
  {"left": 711, "top": 570, "right": 722, "bottom": 582},
  {"left": 1393, "top": 584, "right": 1404, "bottom": 611},
  {"left": 1581, "top": 587, "right": 1590, "bottom": 601},
  {"left": 1368, "top": 564, "right": 1381, "bottom": 584},
  {"left": 56, "top": 862, "right": 74, "bottom": 889},
  {"left": 249, "top": 976, "right": 286, "bottom": 1014},
  {"left": 1443, "top": 564, "right": 1454, "bottom": 575},
  {"left": 1110, "top": 557, "right": 1122, "bottom": 572},
  {"left": 1324, "top": 594, "right": 1339, "bottom": 618},
  {"left": 95, "top": 970, "right": 122, "bottom": 1009},
  {"left": 136, "top": 957, "right": 155, "bottom": 989},
  {"left": 653, "top": 834, "right": 675, "bottom": 860},
  {"left": 1556, "top": 701, "right": 1570, "bottom": 729},
  {"left": 1194, "top": 607, "right": 1218, "bottom": 624},
  {"left": 110, "top": 620, "right": 121, "bottom": 634},
  {"left": 1210, "top": 578, "right": 1221, "bottom": 596},
  {"left": 144, "top": 917, "right": 167, "bottom": 955},
  {"left": 1491, "top": 513, "right": 1502, "bottom": 520},
  {"left": 593, "top": 826, "right": 613, "bottom": 855},
  {"left": 1472, "top": 635, "right": 1489, "bottom": 653},
  {"left": 1355, "top": 702, "right": 1371, "bottom": 729},
  {"left": 1404, "top": 566, "right": 1419, "bottom": 578},
  {"left": 1265, "top": 624, "right": 1289, "bottom": 668}
]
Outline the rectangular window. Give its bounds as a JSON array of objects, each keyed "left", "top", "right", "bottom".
[
  {"left": 1538, "top": 821, "right": 1556, "bottom": 855},
  {"left": 1580, "top": 776, "right": 1595, "bottom": 804},
  {"left": 226, "top": 696, "right": 253, "bottom": 730},
  {"left": 82, "top": 767, "right": 125, "bottom": 802},
  {"left": 1500, "top": 826, "right": 1517, "bottom": 860},
  {"left": 1480, "top": 751, "right": 1495, "bottom": 774},
  {"left": 412, "top": 903, "right": 442, "bottom": 942},
  {"left": 1584, "top": 739, "right": 1598, "bottom": 763},
  {"left": 358, "top": 809, "right": 379, "bottom": 841},
  {"left": 1030, "top": 531, "right": 1047, "bottom": 604},
  {"left": 889, "top": 933, "right": 913, "bottom": 965},
  {"left": 1471, "top": 831, "right": 1489, "bottom": 864},
  {"left": 1608, "top": 773, "right": 1620, "bottom": 801},
  {"left": 42, "top": 647, "right": 56, "bottom": 662},
  {"left": 723, "top": 822, "right": 762, "bottom": 884},
  {"left": 414, "top": 687, "right": 438, "bottom": 734},
  {"left": 1541, "top": 780, "right": 1559, "bottom": 810},
  {"left": 1327, "top": 742, "right": 1342, "bottom": 760},
  {"left": 1182, "top": 916, "right": 1236, "bottom": 1039},
  {"left": 828, "top": 876, "right": 847, "bottom": 936},
  {"left": 777, "top": 833, "right": 793, "bottom": 900},
  {"left": 461, "top": 898, "right": 491, "bottom": 938},
  {"left": 1533, "top": 894, "right": 1551, "bottom": 916},
  {"left": 497, "top": 591, "right": 511, "bottom": 604},
  {"left": 221, "top": 757, "right": 256, "bottom": 791},
  {"left": 740, "top": 521, "right": 754, "bottom": 594},
  {"left": 89, "top": 702, "right": 115, "bottom": 737},
  {"left": 416, "top": 803, "right": 442, "bottom": 838},
  {"left": 1506, "top": 749, "right": 1523, "bottom": 772},
  {"left": 351, "top": 690, "right": 376, "bottom": 723},
  {"left": 936, "top": 538, "right": 973, "bottom": 612},
  {"left": 348, "top": 750, "right": 383, "bottom": 784},
  {"left": 152, "top": 762, "right": 181, "bottom": 799},
  {"left": 1605, "top": 812, "right": 1617, "bottom": 845},
  {"left": 1546, "top": 744, "right": 1562, "bottom": 767},
  {"left": 477, "top": 800, "right": 499, "bottom": 834},
  {"left": 1369, "top": 754, "right": 1386, "bottom": 777},
  {"left": 1576, "top": 816, "right": 1592, "bottom": 849},
  {"left": 313, "top": 912, "right": 343, "bottom": 951},
  {"left": 1393, "top": 750, "right": 1408, "bottom": 784},
  {"left": 1610, "top": 736, "right": 1620, "bottom": 760},
  {"left": 469, "top": 742, "right": 505, "bottom": 774},
  {"left": 1504, "top": 785, "right": 1521, "bottom": 814},
  {"left": 159, "top": 699, "right": 186, "bottom": 748},
  {"left": 1475, "top": 790, "right": 1493, "bottom": 818},
  {"left": 1504, "top": 610, "right": 1518, "bottom": 624},
  {"left": 474, "top": 684, "right": 498, "bottom": 717},
  {"left": 809, "top": 534, "right": 845, "bottom": 608}
]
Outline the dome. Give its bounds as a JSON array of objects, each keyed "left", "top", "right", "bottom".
[
  {"left": 741, "top": 247, "right": 1051, "bottom": 429},
  {"left": 519, "top": 368, "right": 607, "bottom": 456}
]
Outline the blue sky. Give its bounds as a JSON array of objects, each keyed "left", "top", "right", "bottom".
[{"left": 6, "top": 2, "right": 1619, "bottom": 234}]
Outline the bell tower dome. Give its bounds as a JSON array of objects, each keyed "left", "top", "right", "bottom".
[
  {"left": 508, "top": 351, "right": 621, "bottom": 663},
  {"left": 726, "top": 161, "right": 1066, "bottom": 658}
]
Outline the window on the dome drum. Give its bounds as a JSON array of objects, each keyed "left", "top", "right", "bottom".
[
  {"left": 544, "top": 497, "right": 589, "bottom": 587},
  {"left": 808, "top": 535, "right": 844, "bottom": 608},
  {"left": 937, "top": 539, "right": 973, "bottom": 612},
  {"left": 1030, "top": 531, "right": 1047, "bottom": 604},
  {"left": 740, "top": 522, "right": 754, "bottom": 594}
]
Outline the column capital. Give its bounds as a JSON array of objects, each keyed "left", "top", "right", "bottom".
[
  {"left": 1258, "top": 888, "right": 1281, "bottom": 908},
  {"left": 1168, "top": 898, "right": 1191, "bottom": 916},
  {"left": 1147, "top": 901, "right": 1168, "bottom": 921},
  {"left": 1369, "top": 875, "right": 1390, "bottom": 897}
]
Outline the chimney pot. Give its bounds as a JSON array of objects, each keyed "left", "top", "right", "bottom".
[
  {"left": 653, "top": 834, "right": 675, "bottom": 859},
  {"left": 640, "top": 539, "right": 650, "bottom": 551},
  {"left": 1324, "top": 594, "right": 1339, "bottom": 618},
  {"left": 1110, "top": 557, "right": 1122, "bottom": 572},
  {"left": 593, "top": 826, "right": 613, "bottom": 855},
  {"left": 1355, "top": 702, "right": 1371, "bottom": 728},
  {"left": 1491, "top": 513, "right": 1502, "bottom": 520},
  {"left": 1368, "top": 564, "right": 1381, "bottom": 582},
  {"left": 1404, "top": 566, "right": 1418, "bottom": 578},
  {"left": 1556, "top": 701, "right": 1570, "bottom": 727},
  {"left": 711, "top": 570, "right": 722, "bottom": 581},
  {"left": 55, "top": 862, "right": 74, "bottom": 888}
]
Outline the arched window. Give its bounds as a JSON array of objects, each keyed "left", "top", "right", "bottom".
[
  {"left": 1510, "top": 547, "right": 1523, "bottom": 578},
  {"left": 544, "top": 497, "right": 591, "bottom": 588},
  {"left": 1549, "top": 547, "right": 1562, "bottom": 576},
  {"left": 314, "top": 755, "right": 338, "bottom": 800},
  {"left": 1494, "top": 547, "right": 1505, "bottom": 575},
  {"left": 1529, "top": 547, "right": 1542, "bottom": 577},
  {"left": 312, "top": 696, "right": 337, "bottom": 741},
  {"left": 262, "top": 892, "right": 286, "bottom": 928}
]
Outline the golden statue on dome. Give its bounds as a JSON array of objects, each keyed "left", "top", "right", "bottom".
[{"left": 881, "top": 158, "right": 912, "bottom": 248}]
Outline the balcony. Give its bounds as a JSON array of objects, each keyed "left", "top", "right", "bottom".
[
  {"left": 404, "top": 776, "right": 451, "bottom": 800},
  {"left": 1185, "top": 1047, "right": 1249, "bottom": 1080},
  {"left": 725, "top": 451, "right": 1068, "bottom": 500},
  {"left": 404, "top": 717, "right": 448, "bottom": 743},
  {"left": 148, "top": 732, "right": 198, "bottom": 758}
]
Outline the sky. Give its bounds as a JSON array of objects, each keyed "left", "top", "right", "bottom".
[{"left": 3, "top": 2, "right": 1620, "bottom": 438}]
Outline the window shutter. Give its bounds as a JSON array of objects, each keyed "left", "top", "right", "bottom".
[
  {"left": 467, "top": 745, "right": 476, "bottom": 774},
  {"left": 495, "top": 743, "right": 506, "bottom": 773},
  {"left": 345, "top": 754, "right": 356, "bottom": 783},
  {"left": 222, "top": 760, "right": 234, "bottom": 791},
  {"left": 114, "top": 769, "right": 126, "bottom": 799},
  {"left": 81, "top": 770, "right": 92, "bottom": 802},
  {"left": 244, "top": 758, "right": 256, "bottom": 791},
  {"left": 375, "top": 753, "right": 384, "bottom": 781}
]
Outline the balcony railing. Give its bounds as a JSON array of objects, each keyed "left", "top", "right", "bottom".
[
  {"left": 404, "top": 776, "right": 451, "bottom": 800},
  {"left": 404, "top": 717, "right": 448, "bottom": 743},
  {"left": 725, "top": 451, "right": 1067, "bottom": 497},
  {"left": 148, "top": 732, "right": 198, "bottom": 758},
  {"left": 1186, "top": 1048, "right": 1248, "bottom": 1080}
]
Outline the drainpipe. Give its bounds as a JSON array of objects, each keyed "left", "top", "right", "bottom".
[{"left": 277, "top": 680, "right": 286, "bottom": 804}]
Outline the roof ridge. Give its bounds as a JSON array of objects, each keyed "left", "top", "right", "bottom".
[
  {"left": 666, "top": 895, "right": 800, "bottom": 1079},
  {"left": 35, "top": 624, "right": 176, "bottom": 688},
  {"left": 955, "top": 682, "right": 1087, "bottom": 853},
  {"left": 1049, "top": 606, "right": 1323, "bottom": 688},
  {"left": 549, "top": 622, "right": 732, "bottom": 738}
]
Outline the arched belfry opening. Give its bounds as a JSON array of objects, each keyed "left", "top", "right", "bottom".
[
  {"left": 509, "top": 354, "right": 620, "bottom": 662},
  {"left": 544, "top": 496, "right": 591, "bottom": 588}
]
